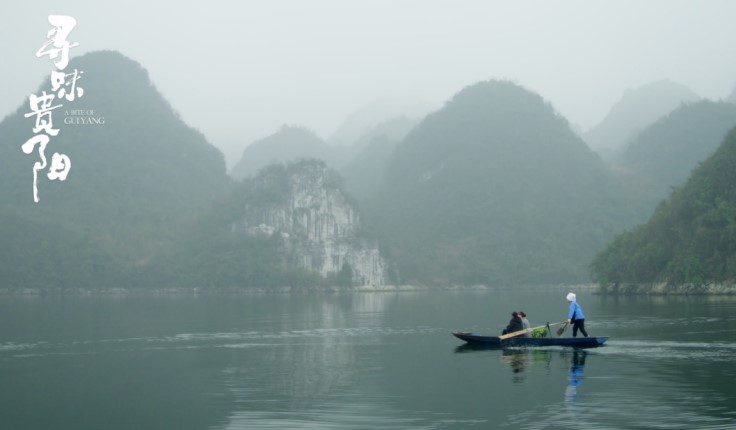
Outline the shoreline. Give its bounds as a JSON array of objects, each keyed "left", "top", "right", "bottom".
[
  {"left": 3, "top": 282, "right": 735, "bottom": 296},
  {"left": 0, "top": 283, "right": 595, "bottom": 297},
  {"left": 597, "top": 282, "right": 736, "bottom": 295},
  {"left": 0, "top": 284, "right": 453, "bottom": 296}
]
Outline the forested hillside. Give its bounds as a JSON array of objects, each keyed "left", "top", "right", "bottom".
[
  {"left": 0, "top": 51, "right": 233, "bottom": 288},
  {"left": 368, "top": 80, "right": 639, "bottom": 285},
  {"left": 592, "top": 127, "right": 736, "bottom": 284}
]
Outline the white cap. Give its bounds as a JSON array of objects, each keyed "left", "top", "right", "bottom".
[{"left": 566, "top": 292, "right": 576, "bottom": 301}]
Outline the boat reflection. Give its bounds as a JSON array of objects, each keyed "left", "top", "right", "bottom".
[
  {"left": 454, "top": 345, "right": 588, "bottom": 391},
  {"left": 499, "top": 349, "right": 588, "bottom": 389},
  {"left": 454, "top": 342, "right": 504, "bottom": 353},
  {"left": 501, "top": 349, "right": 556, "bottom": 382}
]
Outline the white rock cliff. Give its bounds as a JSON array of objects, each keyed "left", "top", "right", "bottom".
[{"left": 236, "top": 161, "right": 387, "bottom": 286}]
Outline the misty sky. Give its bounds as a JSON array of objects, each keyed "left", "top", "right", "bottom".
[{"left": 3, "top": 0, "right": 736, "bottom": 166}]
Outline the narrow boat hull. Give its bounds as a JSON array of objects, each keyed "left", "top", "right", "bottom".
[{"left": 452, "top": 332, "right": 608, "bottom": 348}]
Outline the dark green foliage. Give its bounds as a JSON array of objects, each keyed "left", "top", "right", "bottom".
[
  {"left": 0, "top": 208, "right": 121, "bottom": 289},
  {"left": 370, "top": 80, "right": 639, "bottom": 285},
  {"left": 0, "top": 51, "right": 233, "bottom": 289},
  {"left": 592, "top": 127, "right": 736, "bottom": 284},
  {"left": 144, "top": 218, "right": 320, "bottom": 289},
  {"left": 142, "top": 221, "right": 314, "bottom": 289},
  {"left": 9, "top": 51, "right": 735, "bottom": 290},
  {"left": 144, "top": 159, "right": 352, "bottom": 289},
  {"left": 0, "top": 56, "right": 365, "bottom": 293},
  {"left": 336, "top": 262, "right": 354, "bottom": 287},
  {"left": 241, "top": 164, "right": 291, "bottom": 207}
]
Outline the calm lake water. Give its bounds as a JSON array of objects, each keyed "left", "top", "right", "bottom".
[{"left": 1, "top": 288, "right": 735, "bottom": 430}]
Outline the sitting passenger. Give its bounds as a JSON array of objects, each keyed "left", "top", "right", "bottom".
[
  {"left": 502, "top": 311, "right": 524, "bottom": 335},
  {"left": 519, "top": 311, "right": 530, "bottom": 337}
]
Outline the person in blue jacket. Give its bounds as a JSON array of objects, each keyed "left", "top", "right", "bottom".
[{"left": 566, "top": 292, "right": 588, "bottom": 338}]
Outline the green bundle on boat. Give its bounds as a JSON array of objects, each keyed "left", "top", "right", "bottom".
[{"left": 531, "top": 326, "right": 549, "bottom": 338}]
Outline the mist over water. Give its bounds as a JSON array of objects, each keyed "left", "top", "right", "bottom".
[
  {"left": 3, "top": 4, "right": 736, "bottom": 430},
  {"left": 1, "top": 289, "right": 734, "bottom": 430}
]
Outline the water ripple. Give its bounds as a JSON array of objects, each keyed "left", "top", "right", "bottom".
[
  {"left": 1, "top": 326, "right": 442, "bottom": 358},
  {"left": 597, "top": 339, "right": 736, "bottom": 362},
  {"left": 505, "top": 386, "right": 735, "bottom": 430}
]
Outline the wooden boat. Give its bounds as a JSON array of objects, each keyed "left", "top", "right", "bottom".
[{"left": 452, "top": 331, "right": 608, "bottom": 348}]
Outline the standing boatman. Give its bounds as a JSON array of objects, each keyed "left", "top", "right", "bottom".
[{"left": 566, "top": 292, "right": 588, "bottom": 338}]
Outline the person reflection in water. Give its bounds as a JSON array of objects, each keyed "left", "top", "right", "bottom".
[
  {"left": 565, "top": 350, "right": 587, "bottom": 402},
  {"left": 502, "top": 350, "right": 528, "bottom": 383}
]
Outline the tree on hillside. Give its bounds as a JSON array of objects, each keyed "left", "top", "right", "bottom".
[{"left": 592, "top": 127, "right": 736, "bottom": 284}]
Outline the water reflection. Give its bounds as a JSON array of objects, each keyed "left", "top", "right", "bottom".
[
  {"left": 499, "top": 349, "right": 556, "bottom": 383},
  {"left": 454, "top": 345, "right": 586, "bottom": 392},
  {"left": 565, "top": 350, "right": 586, "bottom": 403},
  {"left": 453, "top": 343, "right": 499, "bottom": 353},
  {"left": 217, "top": 294, "right": 412, "bottom": 429},
  {"left": 501, "top": 350, "right": 528, "bottom": 382},
  {"left": 3, "top": 291, "right": 735, "bottom": 430}
]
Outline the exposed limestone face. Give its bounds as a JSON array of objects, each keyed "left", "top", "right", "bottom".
[{"left": 235, "top": 161, "right": 387, "bottom": 286}]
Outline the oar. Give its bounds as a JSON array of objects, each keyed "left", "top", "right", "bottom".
[
  {"left": 499, "top": 321, "right": 566, "bottom": 340},
  {"left": 556, "top": 322, "right": 569, "bottom": 336}
]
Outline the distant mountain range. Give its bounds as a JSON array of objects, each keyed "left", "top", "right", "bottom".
[
  {"left": 229, "top": 125, "right": 338, "bottom": 180},
  {"left": 621, "top": 100, "right": 736, "bottom": 207},
  {"left": 327, "top": 98, "right": 432, "bottom": 146},
  {"left": 584, "top": 80, "right": 700, "bottom": 163},
  {"left": 3, "top": 50, "right": 734, "bottom": 290},
  {"left": 230, "top": 116, "right": 417, "bottom": 181}
]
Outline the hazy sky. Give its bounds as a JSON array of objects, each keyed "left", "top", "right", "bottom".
[{"left": 3, "top": 1, "right": 736, "bottom": 165}]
